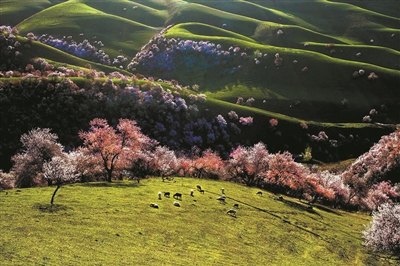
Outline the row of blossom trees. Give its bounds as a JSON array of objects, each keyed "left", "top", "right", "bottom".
[
  {"left": 6, "top": 119, "right": 399, "bottom": 212},
  {"left": 2, "top": 120, "right": 399, "bottom": 255}
]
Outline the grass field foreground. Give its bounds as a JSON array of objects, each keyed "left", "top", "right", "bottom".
[{"left": 0, "top": 178, "right": 393, "bottom": 265}]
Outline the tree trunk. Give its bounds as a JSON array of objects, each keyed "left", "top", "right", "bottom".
[
  {"left": 51, "top": 185, "right": 61, "bottom": 205},
  {"left": 106, "top": 169, "right": 113, "bottom": 182}
]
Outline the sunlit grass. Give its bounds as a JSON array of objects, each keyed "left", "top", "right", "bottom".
[{"left": 0, "top": 178, "right": 392, "bottom": 265}]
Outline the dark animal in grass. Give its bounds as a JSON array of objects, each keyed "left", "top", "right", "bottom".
[
  {"left": 196, "top": 185, "right": 202, "bottom": 191},
  {"left": 274, "top": 195, "right": 284, "bottom": 201},
  {"left": 150, "top": 203, "right": 159, "bottom": 208},
  {"left": 227, "top": 209, "right": 236, "bottom": 217},
  {"left": 256, "top": 191, "right": 262, "bottom": 196},
  {"left": 164, "top": 192, "right": 170, "bottom": 197},
  {"left": 173, "top": 201, "right": 181, "bottom": 207},
  {"left": 190, "top": 189, "right": 194, "bottom": 197},
  {"left": 158, "top": 191, "right": 162, "bottom": 200},
  {"left": 233, "top": 203, "right": 239, "bottom": 208},
  {"left": 173, "top": 192, "right": 182, "bottom": 200},
  {"left": 199, "top": 189, "right": 205, "bottom": 194}
]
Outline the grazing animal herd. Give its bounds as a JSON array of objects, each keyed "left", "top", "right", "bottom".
[{"left": 150, "top": 182, "right": 277, "bottom": 217}]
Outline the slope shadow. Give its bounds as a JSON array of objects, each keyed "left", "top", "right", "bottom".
[
  {"left": 80, "top": 181, "right": 141, "bottom": 188},
  {"left": 206, "top": 190, "right": 322, "bottom": 238}
]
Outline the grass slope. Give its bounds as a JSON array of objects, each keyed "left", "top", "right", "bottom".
[
  {"left": 0, "top": 178, "right": 392, "bottom": 265},
  {"left": 15, "top": 0, "right": 159, "bottom": 58},
  {"left": 0, "top": 0, "right": 65, "bottom": 26}
]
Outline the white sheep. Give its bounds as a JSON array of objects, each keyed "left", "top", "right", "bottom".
[
  {"left": 217, "top": 196, "right": 226, "bottom": 204},
  {"left": 221, "top": 188, "right": 225, "bottom": 194},
  {"left": 190, "top": 189, "right": 194, "bottom": 197},
  {"left": 158, "top": 191, "right": 162, "bottom": 200}
]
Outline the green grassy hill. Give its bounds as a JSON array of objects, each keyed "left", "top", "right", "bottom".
[
  {"left": 0, "top": 178, "right": 393, "bottom": 265},
  {"left": 1, "top": 0, "right": 399, "bottom": 164}
]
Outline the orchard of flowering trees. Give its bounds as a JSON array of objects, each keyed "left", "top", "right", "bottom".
[
  {"left": 1, "top": 23, "right": 400, "bottom": 257},
  {"left": 1, "top": 121, "right": 400, "bottom": 257},
  {"left": 3, "top": 121, "right": 399, "bottom": 214}
]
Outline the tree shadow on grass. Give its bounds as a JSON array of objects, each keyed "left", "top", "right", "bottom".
[
  {"left": 312, "top": 203, "right": 343, "bottom": 216},
  {"left": 80, "top": 181, "right": 141, "bottom": 188},
  {"left": 206, "top": 190, "right": 322, "bottom": 238},
  {"left": 34, "top": 203, "right": 68, "bottom": 213}
]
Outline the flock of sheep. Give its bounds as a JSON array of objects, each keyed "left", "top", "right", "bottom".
[{"left": 149, "top": 183, "right": 266, "bottom": 218}]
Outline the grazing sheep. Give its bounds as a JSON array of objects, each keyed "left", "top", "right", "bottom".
[
  {"left": 164, "top": 192, "right": 170, "bottom": 197},
  {"left": 221, "top": 188, "right": 225, "bottom": 194},
  {"left": 217, "top": 196, "right": 226, "bottom": 204},
  {"left": 173, "top": 201, "right": 181, "bottom": 207},
  {"left": 158, "top": 191, "right": 162, "bottom": 200},
  {"left": 173, "top": 193, "right": 182, "bottom": 200},
  {"left": 227, "top": 209, "right": 236, "bottom": 217},
  {"left": 256, "top": 191, "right": 262, "bottom": 196},
  {"left": 196, "top": 185, "right": 202, "bottom": 191},
  {"left": 190, "top": 189, "right": 194, "bottom": 197},
  {"left": 150, "top": 203, "right": 159, "bottom": 208},
  {"left": 199, "top": 189, "right": 205, "bottom": 194},
  {"left": 233, "top": 203, "right": 239, "bottom": 208}
]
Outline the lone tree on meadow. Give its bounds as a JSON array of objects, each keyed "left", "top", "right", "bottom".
[
  {"left": 79, "top": 118, "right": 153, "bottom": 182},
  {"left": 43, "top": 156, "right": 77, "bottom": 205}
]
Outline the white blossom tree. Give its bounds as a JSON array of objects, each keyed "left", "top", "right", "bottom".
[
  {"left": 362, "top": 203, "right": 400, "bottom": 255},
  {"left": 43, "top": 156, "right": 78, "bottom": 205},
  {"left": 12, "top": 128, "right": 64, "bottom": 187}
]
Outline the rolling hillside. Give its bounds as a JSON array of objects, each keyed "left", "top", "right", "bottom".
[
  {"left": 0, "top": 178, "right": 393, "bottom": 265},
  {"left": 0, "top": 0, "right": 399, "bottom": 168}
]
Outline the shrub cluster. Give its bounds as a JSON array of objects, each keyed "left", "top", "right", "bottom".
[
  {"left": 127, "top": 28, "right": 270, "bottom": 79},
  {"left": 0, "top": 26, "right": 24, "bottom": 72}
]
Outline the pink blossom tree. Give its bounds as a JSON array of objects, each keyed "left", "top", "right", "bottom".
[
  {"left": 227, "top": 142, "right": 269, "bottom": 186},
  {"left": 194, "top": 149, "right": 224, "bottom": 179},
  {"left": 79, "top": 118, "right": 153, "bottom": 182}
]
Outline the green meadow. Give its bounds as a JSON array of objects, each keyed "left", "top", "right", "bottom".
[{"left": 0, "top": 178, "right": 393, "bottom": 265}]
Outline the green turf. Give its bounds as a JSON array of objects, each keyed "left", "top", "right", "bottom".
[
  {"left": 15, "top": 0, "right": 159, "bottom": 58},
  {"left": 0, "top": 178, "right": 394, "bottom": 265},
  {"left": 0, "top": 0, "right": 65, "bottom": 26}
]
